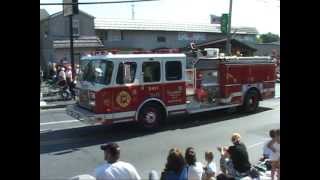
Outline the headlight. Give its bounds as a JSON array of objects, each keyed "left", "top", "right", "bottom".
[{"left": 89, "top": 101, "right": 95, "bottom": 106}]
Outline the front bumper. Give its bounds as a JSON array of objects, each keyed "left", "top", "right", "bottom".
[{"left": 66, "top": 104, "right": 112, "bottom": 125}]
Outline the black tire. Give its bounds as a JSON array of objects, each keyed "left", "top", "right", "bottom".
[
  {"left": 242, "top": 90, "right": 260, "bottom": 113},
  {"left": 138, "top": 104, "right": 163, "bottom": 130},
  {"left": 60, "top": 90, "right": 70, "bottom": 101}
]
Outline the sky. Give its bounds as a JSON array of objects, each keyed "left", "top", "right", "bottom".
[{"left": 40, "top": 0, "right": 280, "bottom": 35}]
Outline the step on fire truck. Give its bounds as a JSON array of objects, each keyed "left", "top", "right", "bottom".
[{"left": 66, "top": 48, "right": 276, "bottom": 130}]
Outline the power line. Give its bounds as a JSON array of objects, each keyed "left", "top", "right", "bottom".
[
  {"left": 40, "top": 0, "right": 159, "bottom": 6},
  {"left": 254, "top": 0, "right": 280, "bottom": 7}
]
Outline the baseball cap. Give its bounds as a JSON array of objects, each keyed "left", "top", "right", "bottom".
[{"left": 100, "top": 142, "right": 120, "bottom": 155}]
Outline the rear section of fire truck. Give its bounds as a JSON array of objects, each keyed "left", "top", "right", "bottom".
[{"left": 185, "top": 51, "right": 276, "bottom": 115}]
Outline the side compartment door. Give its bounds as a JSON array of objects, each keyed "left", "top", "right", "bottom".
[
  {"left": 163, "top": 59, "right": 186, "bottom": 114},
  {"left": 164, "top": 60, "right": 186, "bottom": 106}
]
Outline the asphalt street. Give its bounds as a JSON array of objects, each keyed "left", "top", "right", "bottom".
[{"left": 40, "top": 97, "right": 280, "bottom": 180}]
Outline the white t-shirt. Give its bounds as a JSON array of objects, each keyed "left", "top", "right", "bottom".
[
  {"left": 94, "top": 161, "right": 141, "bottom": 180},
  {"left": 187, "top": 162, "right": 204, "bottom": 180},
  {"left": 270, "top": 142, "right": 280, "bottom": 161},
  {"left": 59, "top": 70, "right": 66, "bottom": 80},
  {"left": 66, "top": 70, "right": 72, "bottom": 79},
  {"left": 263, "top": 142, "right": 273, "bottom": 159},
  {"left": 206, "top": 161, "right": 217, "bottom": 175}
]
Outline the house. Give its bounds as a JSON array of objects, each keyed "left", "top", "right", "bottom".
[
  {"left": 40, "top": 9, "right": 260, "bottom": 73},
  {"left": 254, "top": 41, "right": 280, "bottom": 56},
  {"left": 40, "top": 9, "right": 103, "bottom": 69},
  {"left": 40, "top": 9, "right": 50, "bottom": 74},
  {"left": 94, "top": 18, "right": 258, "bottom": 52}
]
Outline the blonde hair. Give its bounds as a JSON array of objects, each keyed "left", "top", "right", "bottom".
[{"left": 231, "top": 133, "right": 241, "bottom": 142}]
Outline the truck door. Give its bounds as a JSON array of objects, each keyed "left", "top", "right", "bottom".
[
  {"left": 140, "top": 60, "right": 164, "bottom": 101},
  {"left": 112, "top": 61, "right": 139, "bottom": 116}
]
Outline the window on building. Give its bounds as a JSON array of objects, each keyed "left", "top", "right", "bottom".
[
  {"left": 96, "top": 31, "right": 105, "bottom": 41},
  {"left": 72, "top": 19, "right": 80, "bottom": 36},
  {"left": 121, "top": 31, "right": 124, "bottom": 40},
  {"left": 142, "top": 61, "right": 161, "bottom": 83},
  {"left": 166, "top": 61, "right": 182, "bottom": 81},
  {"left": 116, "top": 62, "right": 137, "bottom": 84},
  {"left": 104, "top": 31, "right": 108, "bottom": 41},
  {"left": 108, "top": 30, "right": 122, "bottom": 41},
  {"left": 157, "top": 36, "right": 166, "bottom": 42}
]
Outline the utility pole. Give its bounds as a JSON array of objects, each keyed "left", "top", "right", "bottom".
[
  {"left": 131, "top": 3, "right": 135, "bottom": 20},
  {"left": 69, "top": 15, "right": 75, "bottom": 79},
  {"left": 226, "top": 0, "right": 233, "bottom": 55}
]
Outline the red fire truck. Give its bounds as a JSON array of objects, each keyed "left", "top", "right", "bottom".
[{"left": 66, "top": 49, "right": 276, "bottom": 130}]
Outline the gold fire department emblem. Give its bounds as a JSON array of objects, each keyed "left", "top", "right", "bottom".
[{"left": 116, "top": 91, "right": 132, "bottom": 108}]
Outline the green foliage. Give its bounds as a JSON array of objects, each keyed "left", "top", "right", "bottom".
[
  {"left": 256, "top": 36, "right": 263, "bottom": 43},
  {"left": 259, "top": 33, "right": 280, "bottom": 43}
]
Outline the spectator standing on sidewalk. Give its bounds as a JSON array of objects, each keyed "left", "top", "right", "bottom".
[
  {"left": 50, "top": 63, "right": 57, "bottom": 81},
  {"left": 160, "top": 148, "right": 187, "bottom": 180},
  {"left": 185, "top": 147, "right": 204, "bottom": 180},
  {"left": 94, "top": 142, "right": 141, "bottom": 180},
  {"left": 58, "top": 67, "right": 67, "bottom": 86},
  {"left": 66, "top": 66, "right": 73, "bottom": 85}
]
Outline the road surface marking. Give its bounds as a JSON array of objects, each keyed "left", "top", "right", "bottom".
[
  {"left": 248, "top": 141, "right": 265, "bottom": 149},
  {"left": 248, "top": 138, "right": 271, "bottom": 149},
  {"left": 40, "top": 120, "right": 78, "bottom": 126},
  {"left": 40, "top": 129, "right": 52, "bottom": 133},
  {"left": 40, "top": 108, "right": 66, "bottom": 112}
]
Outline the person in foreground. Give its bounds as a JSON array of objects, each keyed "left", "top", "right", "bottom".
[
  {"left": 94, "top": 142, "right": 141, "bottom": 180},
  {"left": 217, "top": 133, "right": 253, "bottom": 179},
  {"left": 185, "top": 147, "right": 204, "bottom": 180},
  {"left": 202, "top": 151, "right": 217, "bottom": 180},
  {"left": 160, "top": 148, "right": 188, "bottom": 180}
]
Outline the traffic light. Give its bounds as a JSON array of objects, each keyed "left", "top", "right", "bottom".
[{"left": 221, "top": 14, "right": 229, "bottom": 34}]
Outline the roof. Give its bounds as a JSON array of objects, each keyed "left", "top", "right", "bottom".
[
  {"left": 82, "top": 53, "right": 186, "bottom": 60},
  {"left": 94, "top": 18, "right": 258, "bottom": 34},
  {"left": 40, "top": 9, "right": 49, "bottom": 21},
  {"left": 256, "top": 41, "right": 280, "bottom": 45},
  {"left": 197, "top": 38, "right": 257, "bottom": 50},
  {"left": 53, "top": 36, "right": 103, "bottom": 49},
  {"left": 49, "top": 9, "right": 95, "bottom": 19}
]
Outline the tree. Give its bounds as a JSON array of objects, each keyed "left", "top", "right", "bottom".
[{"left": 258, "top": 33, "right": 280, "bottom": 43}]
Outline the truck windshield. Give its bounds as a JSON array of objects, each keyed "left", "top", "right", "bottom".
[{"left": 80, "top": 59, "right": 114, "bottom": 85}]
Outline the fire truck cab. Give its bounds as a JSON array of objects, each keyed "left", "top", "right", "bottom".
[{"left": 66, "top": 51, "right": 276, "bottom": 130}]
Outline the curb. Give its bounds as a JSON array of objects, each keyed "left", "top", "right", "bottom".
[
  {"left": 40, "top": 102, "right": 75, "bottom": 109},
  {"left": 40, "top": 104, "right": 69, "bottom": 110}
]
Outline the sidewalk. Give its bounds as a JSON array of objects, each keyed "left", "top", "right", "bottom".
[{"left": 40, "top": 80, "right": 76, "bottom": 109}]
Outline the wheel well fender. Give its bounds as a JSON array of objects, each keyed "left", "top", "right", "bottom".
[
  {"left": 135, "top": 98, "right": 167, "bottom": 121},
  {"left": 245, "top": 87, "right": 262, "bottom": 100}
]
